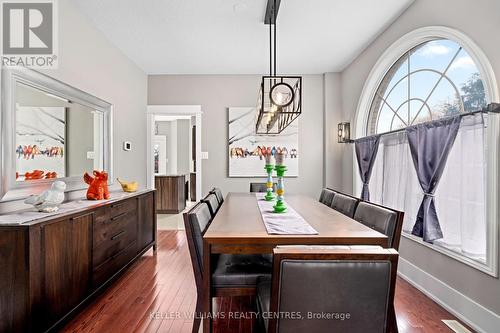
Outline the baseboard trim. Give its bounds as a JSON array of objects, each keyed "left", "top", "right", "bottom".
[{"left": 397, "top": 257, "right": 499, "bottom": 333}]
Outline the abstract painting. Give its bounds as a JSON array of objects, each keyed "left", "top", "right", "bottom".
[
  {"left": 228, "top": 107, "right": 298, "bottom": 177},
  {"left": 15, "top": 106, "right": 66, "bottom": 181}
]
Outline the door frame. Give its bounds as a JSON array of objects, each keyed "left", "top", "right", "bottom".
[{"left": 146, "top": 105, "right": 202, "bottom": 200}]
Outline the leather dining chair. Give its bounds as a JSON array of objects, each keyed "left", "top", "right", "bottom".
[
  {"left": 210, "top": 187, "right": 224, "bottom": 205},
  {"left": 354, "top": 201, "right": 404, "bottom": 250},
  {"left": 256, "top": 245, "right": 399, "bottom": 333},
  {"left": 250, "top": 182, "right": 277, "bottom": 193},
  {"left": 330, "top": 193, "right": 359, "bottom": 218},
  {"left": 318, "top": 188, "right": 336, "bottom": 206},
  {"left": 201, "top": 193, "right": 220, "bottom": 217},
  {"left": 183, "top": 202, "right": 272, "bottom": 333}
]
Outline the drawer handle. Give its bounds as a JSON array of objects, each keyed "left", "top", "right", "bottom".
[
  {"left": 111, "top": 230, "right": 126, "bottom": 241},
  {"left": 105, "top": 212, "right": 129, "bottom": 223},
  {"left": 111, "top": 202, "right": 128, "bottom": 210},
  {"left": 70, "top": 212, "right": 93, "bottom": 221}
]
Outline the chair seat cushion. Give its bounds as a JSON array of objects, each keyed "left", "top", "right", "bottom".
[
  {"left": 256, "top": 276, "right": 272, "bottom": 331},
  {"left": 212, "top": 254, "right": 272, "bottom": 288}
]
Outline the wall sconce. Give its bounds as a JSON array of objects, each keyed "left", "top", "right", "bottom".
[{"left": 338, "top": 122, "right": 353, "bottom": 143}]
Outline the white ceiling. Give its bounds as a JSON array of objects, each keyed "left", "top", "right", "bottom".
[{"left": 72, "top": 0, "right": 413, "bottom": 75}]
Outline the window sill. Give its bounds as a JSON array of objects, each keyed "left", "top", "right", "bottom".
[{"left": 402, "top": 232, "right": 497, "bottom": 277}]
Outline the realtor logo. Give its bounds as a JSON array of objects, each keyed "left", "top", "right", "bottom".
[{"left": 1, "top": 0, "right": 58, "bottom": 68}]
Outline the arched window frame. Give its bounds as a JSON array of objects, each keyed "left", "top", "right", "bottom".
[{"left": 354, "top": 26, "right": 499, "bottom": 276}]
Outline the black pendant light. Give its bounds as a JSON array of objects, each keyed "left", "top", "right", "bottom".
[{"left": 255, "top": 0, "right": 302, "bottom": 135}]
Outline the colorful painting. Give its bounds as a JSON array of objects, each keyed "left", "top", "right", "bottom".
[
  {"left": 15, "top": 106, "right": 66, "bottom": 181},
  {"left": 228, "top": 107, "right": 298, "bottom": 177}
]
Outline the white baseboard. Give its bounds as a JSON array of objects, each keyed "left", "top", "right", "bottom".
[{"left": 397, "top": 257, "right": 500, "bottom": 333}]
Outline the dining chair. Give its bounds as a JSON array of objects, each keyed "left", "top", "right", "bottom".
[
  {"left": 210, "top": 187, "right": 224, "bottom": 204},
  {"left": 201, "top": 193, "right": 220, "bottom": 217},
  {"left": 256, "top": 246, "right": 399, "bottom": 333},
  {"left": 354, "top": 201, "right": 404, "bottom": 250},
  {"left": 183, "top": 202, "right": 272, "bottom": 333},
  {"left": 250, "top": 182, "right": 277, "bottom": 193},
  {"left": 318, "top": 188, "right": 336, "bottom": 206},
  {"left": 330, "top": 193, "right": 359, "bottom": 218}
]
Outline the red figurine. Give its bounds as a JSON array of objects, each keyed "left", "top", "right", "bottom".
[{"left": 83, "top": 170, "right": 110, "bottom": 200}]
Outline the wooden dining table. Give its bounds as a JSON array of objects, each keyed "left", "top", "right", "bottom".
[{"left": 202, "top": 192, "right": 390, "bottom": 332}]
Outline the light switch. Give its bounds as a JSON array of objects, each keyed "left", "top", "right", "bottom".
[
  {"left": 201, "top": 151, "right": 209, "bottom": 160},
  {"left": 86, "top": 151, "right": 95, "bottom": 159}
]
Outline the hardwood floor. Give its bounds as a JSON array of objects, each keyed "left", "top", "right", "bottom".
[{"left": 62, "top": 230, "right": 472, "bottom": 333}]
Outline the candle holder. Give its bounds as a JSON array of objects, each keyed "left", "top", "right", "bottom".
[
  {"left": 273, "top": 153, "right": 287, "bottom": 213},
  {"left": 264, "top": 164, "right": 275, "bottom": 201}
]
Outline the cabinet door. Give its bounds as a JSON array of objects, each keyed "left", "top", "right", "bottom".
[
  {"left": 0, "top": 229, "right": 28, "bottom": 333},
  {"left": 138, "top": 193, "right": 155, "bottom": 252},
  {"left": 42, "top": 213, "right": 92, "bottom": 326}
]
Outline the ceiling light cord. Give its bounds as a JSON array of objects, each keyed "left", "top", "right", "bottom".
[
  {"left": 269, "top": 16, "right": 272, "bottom": 77},
  {"left": 274, "top": 0, "right": 277, "bottom": 77},
  {"left": 269, "top": 0, "right": 278, "bottom": 78}
]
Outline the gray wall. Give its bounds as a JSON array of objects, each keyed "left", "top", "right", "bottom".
[
  {"left": 148, "top": 75, "right": 324, "bottom": 198},
  {"left": 0, "top": 0, "right": 147, "bottom": 212},
  {"left": 176, "top": 119, "right": 191, "bottom": 175},
  {"left": 156, "top": 121, "right": 174, "bottom": 174},
  {"left": 334, "top": 0, "right": 500, "bottom": 316},
  {"left": 323, "top": 73, "right": 344, "bottom": 190},
  {"left": 42, "top": 0, "right": 148, "bottom": 185},
  {"left": 156, "top": 119, "right": 191, "bottom": 175}
]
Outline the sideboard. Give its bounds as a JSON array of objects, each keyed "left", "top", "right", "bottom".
[{"left": 0, "top": 189, "right": 156, "bottom": 333}]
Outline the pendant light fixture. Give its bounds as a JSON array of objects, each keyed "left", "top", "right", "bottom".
[{"left": 255, "top": 0, "right": 302, "bottom": 135}]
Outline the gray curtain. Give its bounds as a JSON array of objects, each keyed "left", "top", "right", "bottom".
[
  {"left": 406, "top": 116, "right": 461, "bottom": 242},
  {"left": 355, "top": 135, "right": 381, "bottom": 201}
]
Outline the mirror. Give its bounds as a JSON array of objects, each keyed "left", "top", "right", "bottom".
[
  {"left": 15, "top": 82, "right": 104, "bottom": 181},
  {"left": 1, "top": 67, "right": 112, "bottom": 201}
]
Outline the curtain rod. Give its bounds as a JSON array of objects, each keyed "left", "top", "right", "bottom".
[{"left": 354, "top": 102, "right": 500, "bottom": 142}]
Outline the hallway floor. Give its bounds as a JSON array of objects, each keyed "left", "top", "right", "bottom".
[{"left": 157, "top": 201, "right": 196, "bottom": 230}]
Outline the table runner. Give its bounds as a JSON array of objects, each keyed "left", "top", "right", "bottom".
[{"left": 255, "top": 193, "right": 318, "bottom": 235}]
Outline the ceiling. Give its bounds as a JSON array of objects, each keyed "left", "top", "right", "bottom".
[{"left": 72, "top": 0, "right": 414, "bottom": 75}]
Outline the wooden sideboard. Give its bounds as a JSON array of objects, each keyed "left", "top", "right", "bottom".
[
  {"left": 0, "top": 190, "right": 156, "bottom": 333},
  {"left": 155, "top": 175, "right": 186, "bottom": 213}
]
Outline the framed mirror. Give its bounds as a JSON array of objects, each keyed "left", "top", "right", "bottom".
[{"left": 1, "top": 66, "right": 112, "bottom": 202}]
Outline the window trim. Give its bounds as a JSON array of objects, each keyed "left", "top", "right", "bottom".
[{"left": 353, "top": 26, "right": 499, "bottom": 277}]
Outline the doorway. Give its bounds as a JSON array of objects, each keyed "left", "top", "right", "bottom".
[{"left": 146, "top": 105, "right": 202, "bottom": 230}]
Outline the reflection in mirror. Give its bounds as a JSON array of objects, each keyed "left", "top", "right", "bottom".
[{"left": 15, "top": 82, "right": 104, "bottom": 182}]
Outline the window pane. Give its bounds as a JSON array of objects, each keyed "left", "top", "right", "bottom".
[
  {"left": 410, "top": 39, "right": 461, "bottom": 73},
  {"left": 368, "top": 38, "right": 488, "bottom": 134}
]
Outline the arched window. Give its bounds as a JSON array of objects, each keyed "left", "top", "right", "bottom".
[
  {"left": 355, "top": 27, "right": 499, "bottom": 276},
  {"left": 367, "top": 39, "right": 488, "bottom": 135}
]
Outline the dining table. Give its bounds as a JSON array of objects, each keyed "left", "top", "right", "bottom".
[{"left": 201, "top": 192, "right": 391, "bottom": 332}]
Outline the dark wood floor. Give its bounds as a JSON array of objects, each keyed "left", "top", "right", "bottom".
[{"left": 62, "top": 230, "right": 471, "bottom": 333}]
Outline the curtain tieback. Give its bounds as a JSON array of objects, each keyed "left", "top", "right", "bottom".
[{"left": 422, "top": 192, "right": 435, "bottom": 198}]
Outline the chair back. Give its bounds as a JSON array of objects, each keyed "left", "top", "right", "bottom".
[
  {"left": 330, "top": 193, "right": 359, "bottom": 218},
  {"left": 202, "top": 193, "right": 220, "bottom": 217},
  {"left": 268, "top": 246, "right": 398, "bottom": 333},
  {"left": 210, "top": 187, "right": 224, "bottom": 204},
  {"left": 250, "top": 182, "right": 277, "bottom": 193},
  {"left": 183, "top": 202, "right": 212, "bottom": 291},
  {"left": 319, "top": 188, "right": 335, "bottom": 206},
  {"left": 354, "top": 202, "right": 404, "bottom": 250}
]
